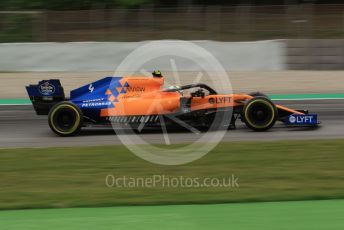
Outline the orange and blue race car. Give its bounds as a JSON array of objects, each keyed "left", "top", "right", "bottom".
[{"left": 26, "top": 71, "right": 319, "bottom": 136}]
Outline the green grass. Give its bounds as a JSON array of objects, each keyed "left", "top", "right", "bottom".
[
  {"left": 1, "top": 140, "right": 344, "bottom": 210},
  {"left": 1, "top": 200, "right": 344, "bottom": 230}
]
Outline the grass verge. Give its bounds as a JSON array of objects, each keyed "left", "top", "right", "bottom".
[
  {"left": 0, "top": 139, "right": 344, "bottom": 210},
  {"left": 1, "top": 200, "right": 344, "bottom": 230}
]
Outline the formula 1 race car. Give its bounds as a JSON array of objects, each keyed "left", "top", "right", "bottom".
[{"left": 26, "top": 71, "right": 319, "bottom": 136}]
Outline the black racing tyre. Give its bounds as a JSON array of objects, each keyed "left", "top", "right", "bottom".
[
  {"left": 48, "top": 102, "right": 83, "bottom": 136},
  {"left": 242, "top": 96, "right": 277, "bottom": 131},
  {"left": 249, "top": 92, "right": 269, "bottom": 98}
]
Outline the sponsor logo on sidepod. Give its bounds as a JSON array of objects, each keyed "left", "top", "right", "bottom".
[{"left": 208, "top": 97, "right": 231, "bottom": 104}]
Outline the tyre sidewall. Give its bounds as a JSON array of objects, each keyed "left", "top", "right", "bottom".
[
  {"left": 48, "top": 102, "right": 83, "bottom": 136},
  {"left": 243, "top": 96, "right": 277, "bottom": 131}
]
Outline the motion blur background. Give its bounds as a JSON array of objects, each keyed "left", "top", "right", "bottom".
[
  {"left": 1, "top": 0, "right": 344, "bottom": 42},
  {"left": 1, "top": 1, "right": 344, "bottom": 229},
  {"left": 1, "top": 0, "right": 344, "bottom": 71}
]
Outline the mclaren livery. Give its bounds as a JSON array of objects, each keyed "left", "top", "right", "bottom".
[{"left": 26, "top": 71, "right": 319, "bottom": 136}]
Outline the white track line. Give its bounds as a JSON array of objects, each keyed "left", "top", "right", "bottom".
[{"left": 0, "top": 103, "right": 31, "bottom": 106}]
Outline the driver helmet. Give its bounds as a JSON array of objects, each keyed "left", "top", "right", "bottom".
[{"left": 152, "top": 70, "right": 163, "bottom": 78}]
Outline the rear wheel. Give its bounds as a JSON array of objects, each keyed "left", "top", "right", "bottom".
[
  {"left": 242, "top": 96, "right": 277, "bottom": 131},
  {"left": 48, "top": 102, "right": 83, "bottom": 136}
]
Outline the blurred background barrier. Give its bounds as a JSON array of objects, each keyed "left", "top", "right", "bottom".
[
  {"left": 1, "top": 4, "right": 344, "bottom": 70},
  {"left": 286, "top": 39, "right": 344, "bottom": 70},
  {"left": 0, "top": 40, "right": 285, "bottom": 71},
  {"left": 2, "top": 39, "right": 344, "bottom": 71}
]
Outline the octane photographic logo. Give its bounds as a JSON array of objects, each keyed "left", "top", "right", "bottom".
[{"left": 110, "top": 40, "right": 232, "bottom": 165}]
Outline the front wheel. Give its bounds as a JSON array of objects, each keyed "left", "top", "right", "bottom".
[
  {"left": 242, "top": 96, "right": 277, "bottom": 131},
  {"left": 249, "top": 92, "right": 269, "bottom": 98},
  {"left": 48, "top": 102, "right": 83, "bottom": 136}
]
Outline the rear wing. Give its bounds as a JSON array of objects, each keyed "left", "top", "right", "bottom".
[{"left": 26, "top": 79, "right": 65, "bottom": 115}]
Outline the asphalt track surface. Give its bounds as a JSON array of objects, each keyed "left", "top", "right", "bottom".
[{"left": 0, "top": 99, "right": 343, "bottom": 148}]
